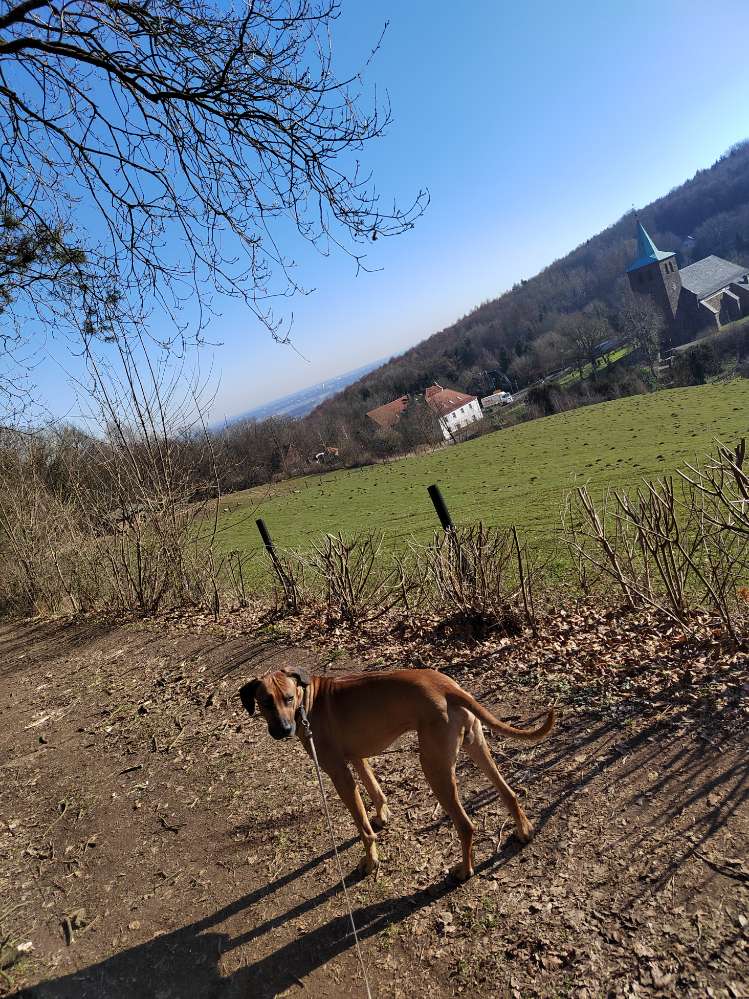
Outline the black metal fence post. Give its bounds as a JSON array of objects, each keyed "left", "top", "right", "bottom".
[
  {"left": 256, "top": 517, "right": 293, "bottom": 604},
  {"left": 427, "top": 484, "right": 455, "bottom": 533},
  {"left": 427, "top": 483, "right": 469, "bottom": 579}
]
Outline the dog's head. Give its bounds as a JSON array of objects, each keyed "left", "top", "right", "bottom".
[{"left": 238, "top": 667, "right": 310, "bottom": 740}]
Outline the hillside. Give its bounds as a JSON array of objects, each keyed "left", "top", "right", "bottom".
[
  {"left": 215, "top": 380, "right": 749, "bottom": 569},
  {"left": 313, "top": 141, "right": 749, "bottom": 419}
]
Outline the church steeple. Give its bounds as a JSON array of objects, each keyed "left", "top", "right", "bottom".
[
  {"left": 626, "top": 220, "right": 681, "bottom": 322},
  {"left": 627, "top": 222, "right": 675, "bottom": 273}
]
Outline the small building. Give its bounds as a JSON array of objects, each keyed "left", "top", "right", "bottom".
[
  {"left": 313, "top": 446, "right": 339, "bottom": 464},
  {"left": 627, "top": 221, "right": 749, "bottom": 338},
  {"left": 424, "top": 383, "right": 483, "bottom": 440},
  {"left": 366, "top": 395, "right": 409, "bottom": 431},
  {"left": 481, "top": 390, "right": 514, "bottom": 410}
]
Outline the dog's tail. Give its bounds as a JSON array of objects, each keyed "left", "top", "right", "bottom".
[{"left": 448, "top": 689, "right": 556, "bottom": 743}]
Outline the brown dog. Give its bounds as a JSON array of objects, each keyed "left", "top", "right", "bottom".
[{"left": 239, "top": 667, "right": 554, "bottom": 880}]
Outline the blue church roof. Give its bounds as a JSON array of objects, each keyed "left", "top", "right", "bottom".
[{"left": 626, "top": 222, "right": 675, "bottom": 272}]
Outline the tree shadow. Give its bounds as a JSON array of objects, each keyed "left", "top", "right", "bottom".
[
  {"left": 416, "top": 696, "right": 747, "bottom": 898},
  {"left": 18, "top": 835, "right": 521, "bottom": 999},
  {"left": 499, "top": 697, "right": 748, "bottom": 904},
  {"left": 0, "top": 615, "right": 316, "bottom": 692},
  {"left": 0, "top": 617, "right": 123, "bottom": 681}
]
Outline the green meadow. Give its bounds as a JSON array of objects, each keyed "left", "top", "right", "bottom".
[{"left": 214, "top": 381, "right": 749, "bottom": 571}]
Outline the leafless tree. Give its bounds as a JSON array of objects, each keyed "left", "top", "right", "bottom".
[
  {"left": 557, "top": 309, "right": 610, "bottom": 379},
  {"left": 532, "top": 329, "right": 566, "bottom": 377},
  {"left": 618, "top": 291, "right": 665, "bottom": 378},
  {"left": 397, "top": 396, "right": 442, "bottom": 451},
  {"left": 0, "top": 0, "right": 427, "bottom": 411}
]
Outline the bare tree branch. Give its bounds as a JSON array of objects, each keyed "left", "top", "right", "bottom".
[{"left": 0, "top": 0, "right": 428, "bottom": 415}]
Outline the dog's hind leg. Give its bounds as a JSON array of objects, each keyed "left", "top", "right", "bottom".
[
  {"left": 418, "top": 723, "right": 475, "bottom": 881},
  {"left": 326, "top": 760, "right": 380, "bottom": 875},
  {"left": 352, "top": 758, "right": 390, "bottom": 830},
  {"left": 463, "top": 715, "right": 534, "bottom": 844}
]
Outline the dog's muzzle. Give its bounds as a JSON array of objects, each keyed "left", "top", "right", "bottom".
[{"left": 269, "top": 721, "right": 295, "bottom": 740}]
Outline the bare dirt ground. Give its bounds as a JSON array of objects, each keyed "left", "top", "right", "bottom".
[{"left": 1, "top": 612, "right": 747, "bottom": 998}]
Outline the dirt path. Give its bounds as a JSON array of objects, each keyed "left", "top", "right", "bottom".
[{"left": 1, "top": 617, "right": 747, "bottom": 998}]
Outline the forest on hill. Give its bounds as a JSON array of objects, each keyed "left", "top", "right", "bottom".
[
  {"left": 204, "top": 142, "right": 749, "bottom": 491},
  {"left": 315, "top": 140, "right": 749, "bottom": 414}
]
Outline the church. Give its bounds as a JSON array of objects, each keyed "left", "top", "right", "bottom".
[{"left": 627, "top": 222, "right": 749, "bottom": 340}]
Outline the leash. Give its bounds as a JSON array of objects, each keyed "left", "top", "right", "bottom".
[{"left": 297, "top": 702, "right": 374, "bottom": 999}]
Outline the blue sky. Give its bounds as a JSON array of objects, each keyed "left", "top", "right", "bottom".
[{"left": 31, "top": 0, "right": 749, "bottom": 421}]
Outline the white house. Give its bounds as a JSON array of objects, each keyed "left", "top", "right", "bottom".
[{"left": 425, "top": 384, "right": 483, "bottom": 441}]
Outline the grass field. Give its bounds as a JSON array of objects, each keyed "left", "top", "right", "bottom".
[
  {"left": 214, "top": 380, "right": 749, "bottom": 571},
  {"left": 556, "top": 345, "right": 632, "bottom": 387}
]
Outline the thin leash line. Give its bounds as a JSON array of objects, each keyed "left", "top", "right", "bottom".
[{"left": 299, "top": 705, "right": 374, "bottom": 999}]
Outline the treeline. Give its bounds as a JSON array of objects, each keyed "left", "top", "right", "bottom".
[{"left": 197, "top": 395, "right": 444, "bottom": 492}]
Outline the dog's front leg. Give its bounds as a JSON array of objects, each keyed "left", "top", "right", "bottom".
[
  {"left": 352, "top": 758, "right": 390, "bottom": 830},
  {"left": 327, "top": 760, "right": 380, "bottom": 875}
]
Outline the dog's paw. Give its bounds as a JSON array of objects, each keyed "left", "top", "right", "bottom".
[
  {"left": 371, "top": 808, "right": 390, "bottom": 831},
  {"left": 357, "top": 854, "right": 380, "bottom": 877},
  {"left": 449, "top": 862, "right": 474, "bottom": 882},
  {"left": 515, "top": 821, "right": 534, "bottom": 845}
]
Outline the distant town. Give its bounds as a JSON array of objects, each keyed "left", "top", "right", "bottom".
[{"left": 232, "top": 357, "right": 387, "bottom": 423}]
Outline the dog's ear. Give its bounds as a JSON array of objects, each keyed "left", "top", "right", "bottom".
[
  {"left": 239, "top": 679, "right": 260, "bottom": 715},
  {"left": 283, "top": 667, "right": 310, "bottom": 689}
]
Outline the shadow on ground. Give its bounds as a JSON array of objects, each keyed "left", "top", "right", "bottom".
[
  {"left": 18, "top": 703, "right": 747, "bottom": 999},
  {"left": 5, "top": 617, "right": 746, "bottom": 998},
  {"left": 18, "top": 834, "right": 490, "bottom": 999}
]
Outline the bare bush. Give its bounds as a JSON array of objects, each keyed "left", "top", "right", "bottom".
[
  {"left": 0, "top": 431, "right": 102, "bottom": 613},
  {"left": 263, "top": 548, "right": 307, "bottom": 615},
  {"left": 561, "top": 491, "right": 604, "bottom": 598},
  {"left": 563, "top": 486, "right": 645, "bottom": 610},
  {"left": 411, "top": 524, "right": 539, "bottom": 638},
  {"left": 680, "top": 438, "right": 749, "bottom": 539},
  {"left": 224, "top": 550, "right": 259, "bottom": 610},
  {"left": 304, "top": 532, "right": 404, "bottom": 627},
  {"left": 564, "top": 445, "right": 749, "bottom": 644},
  {"left": 0, "top": 341, "right": 231, "bottom": 617}
]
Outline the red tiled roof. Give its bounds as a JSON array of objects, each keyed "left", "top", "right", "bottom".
[
  {"left": 424, "top": 385, "right": 477, "bottom": 418},
  {"left": 366, "top": 395, "right": 409, "bottom": 430}
]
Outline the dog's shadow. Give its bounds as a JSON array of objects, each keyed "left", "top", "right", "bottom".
[{"left": 22, "top": 836, "right": 520, "bottom": 999}]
